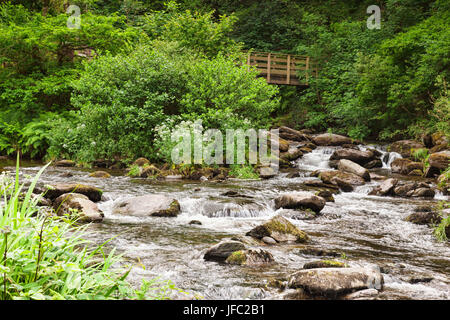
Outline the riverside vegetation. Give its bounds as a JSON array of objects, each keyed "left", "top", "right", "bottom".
[{"left": 0, "top": 0, "right": 449, "bottom": 300}]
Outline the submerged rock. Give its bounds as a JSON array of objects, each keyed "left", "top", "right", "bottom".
[
  {"left": 113, "top": 194, "right": 180, "bottom": 217},
  {"left": 274, "top": 192, "right": 326, "bottom": 213},
  {"left": 204, "top": 240, "right": 246, "bottom": 262},
  {"left": 53, "top": 193, "right": 103, "bottom": 223},
  {"left": 43, "top": 183, "right": 103, "bottom": 202},
  {"left": 225, "top": 249, "right": 275, "bottom": 266},
  {"left": 343, "top": 288, "right": 379, "bottom": 300},
  {"left": 313, "top": 133, "right": 353, "bottom": 146},
  {"left": 89, "top": 171, "right": 111, "bottom": 178},
  {"left": 246, "top": 215, "right": 309, "bottom": 243},
  {"left": 288, "top": 267, "right": 383, "bottom": 297},
  {"left": 338, "top": 159, "right": 370, "bottom": 181}
]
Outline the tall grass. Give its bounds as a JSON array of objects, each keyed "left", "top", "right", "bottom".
[{"left": 0, "top": 156, "right": 178, "bottom": 300}]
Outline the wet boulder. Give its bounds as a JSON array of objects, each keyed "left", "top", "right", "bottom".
[
  {"left": 406, "top": 187, "right": 435, "bottom": 198},
  {"left": 405, "top": 211, "right": 441, "bottom": 225},
  {"left": 89, "top": 171, "right": 111, "bottom": 178},
  {"left": 391, "top": 158, "right": 423, "bottom": 175},
  {"left": 225, "top": 249, "right": 275, "bottom": 266},
  {"left": 338, "top": 159, "right": 370, "bottom": 181},
  {"left": 113, "top": 194, "right": 180, "bottom": 217},
  {"left": 364, "top": 159, "right": 383, "bottom": 169},
  {"left": 428, "top": 150, "right": 450, "bottom": 171},
  {"left": 274, "top": 192, "right": 326, "bottom": 213},
  {"left": 313, "top": 133, "right": 353, "bottom": 146},
  {"left": 43, "top": 183, "right": 103, "bottom": 202},
  {"left": 344, "top": 288, "right": 379, "bottom": 300},
  {"left": 329, "top": 149, "right": 375, "bottom": 166},
  {"left": 53, "top": 193, "right": 104, "bottom": 223},
  {"left": 280, "top": 149, "right": 303, "bottom": 162},
  {"left": 246, "top": 215, "right": 309, "bottom": 243},
  {"left": 315, "top": 190, "right": 335, "bottom": 202},
  {"left": 259, "top": 166, "right": 277, "bottom": 179},
  {"left": 278, "top": 126, "right": 311, "bottom": 142},
  {"left": 288, "top": 267, "right": 383, "bottom": 298},
  {"left": 204, "top": 240, "right": 246, "bottom": 262},
  {"left": 390, "top": 140, "right": 425, "bottom": 158},
  {"left": 369, "top": 178, "right": 398, "bottom": 196},
  {"left": 319, "top": 170, "right": 366, "bottom": 186}
]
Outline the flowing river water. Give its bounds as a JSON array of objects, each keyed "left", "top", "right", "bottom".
[{"left": 4, "top": 145, "right": 450, "bottom": 300}]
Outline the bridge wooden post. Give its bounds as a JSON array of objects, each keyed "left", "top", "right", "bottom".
[
  {"left": 267, "top": 53, "right": 271, "bottom": 83},
  {"left": 306, "top": 56, "right": 310, "bottom": 85},
  {"left": 286, "top": 54, "right": 291, "bottom": 85}
]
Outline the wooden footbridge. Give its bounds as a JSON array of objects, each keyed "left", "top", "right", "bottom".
[{"left": 245, "top": 52, "right": 317, "bottom": 86}]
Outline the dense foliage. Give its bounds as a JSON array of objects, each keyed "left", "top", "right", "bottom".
[{"left": 0, "top": 0, "right": 448, "bottom": 158}]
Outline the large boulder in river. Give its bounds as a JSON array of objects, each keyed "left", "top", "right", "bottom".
[
  {"left": 319, "top": 170, "right": 366, "bottom": 186},
  {"left": 43, "top": 183, "right": 103, "bottom": 202},
  {"left": 428, "top": 150, "right": 450, "bottom": 171},
  {"left": 391, "top": 158, "right": 423, "bottom": 175},
  {"left": 53, "top": 193, "right": 104, "bottom": 223},
  {"left": 204, "top": 240, "right": 246, "bottom": 262},
  {"left": 288, "top": 267, "right": 383, "bottom": 298},
  {"left": 369, "top": 178, "right": 398, "bottom": 196},
  {"left": 274, "top": 192, "right": 326, "bottom": 213},
  {"left": 338, "top": 159, "right": 370, "bottom": 181},
  {"left": 113, "top": 194, "right": 180, "bottom": 217},
  {"left": 405, "top": 211, "right": 442, "bottom": 226},
  {"left": 278, "top": 126, "right": 311, "bottom": 142},
  {"left": 329, "top": 149, "right": 375, "bottom": 166},
  {"left": 313, "top": 133, "right": 353, "bottom": 146},
  {"left": 246, "top": 215, "right": 309, "bottom": 243},
  {"left": 389, "top": 140, "right": 424, "bottom": 158},
  {"left": 225, "top": 249, "right": 275, "bottom": 266}
]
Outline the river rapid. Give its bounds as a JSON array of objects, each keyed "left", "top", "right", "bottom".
[{"left": 4, "top": 145, "right": 450, "bottom": 300}]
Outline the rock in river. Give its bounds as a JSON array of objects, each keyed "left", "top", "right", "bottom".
[
  {"left": 330, "top": 148, "right": 375, "bottom": 166},
  {"left": 338, "top": 159, "right": 370, "bottom": 181},
  {"left": 225, "top": 249, "right": 275, "bottom": 266},
  {"left": 312, "top": 133, "right": 353, "bottom": 146},
  {"left": 246, "top": 214, "right": 309, "bottom": 243},
  {"left": 43, "top": 183, "right": 103, "bottom": 202},
  {"left": 274, "top": 192, "right": 326, "bottom": 213},
  {"left": 204, "top": 240, "right": 246, "bottom": 262},
  {"left": 113, "top": 194, "right": 181, "bottom": 217},
  {"left": 288, "top": 267, "right": 384, "bottom": 298},
  {"left": 53, "top": 193, "right": 104, "bottom": 223}
]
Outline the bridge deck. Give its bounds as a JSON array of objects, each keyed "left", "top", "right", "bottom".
[{"left": 245, "top": 52, "right": 317, "bottom": 86}]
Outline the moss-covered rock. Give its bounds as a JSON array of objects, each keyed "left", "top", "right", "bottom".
[
  {"left": 43, "top": 183, "right": 103, "bottom": 202},
  {"left": 303, "top": 260, "right": 348, "bottom": 269},
  {"left": 225, "top": 249, "right": 275, "bottom": 266},
  {"left": 274, "top": 192, "right": 326, "bottom": 213},
  {"left": 246, "top": 215, "right": 309, "bottom": 243}
]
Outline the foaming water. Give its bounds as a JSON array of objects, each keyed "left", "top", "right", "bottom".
[{"left": 4, "top": 150, "right": 450, "bottom": 300}]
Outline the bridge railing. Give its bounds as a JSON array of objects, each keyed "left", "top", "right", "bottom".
[{"left": 245, "top": 52, "right": 317, "bottom": 86}]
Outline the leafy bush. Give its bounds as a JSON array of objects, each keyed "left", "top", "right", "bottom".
[{"left": 50, "top": 43, "right": 279, "bottom": 164}]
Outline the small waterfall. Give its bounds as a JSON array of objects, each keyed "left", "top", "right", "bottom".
[
  {"left": 296, "top": 147, "right": 336, "bottom": 171},
  {"left": 382, "top": 152, "right": 402, "bottom": 168}
]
